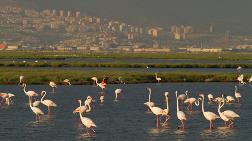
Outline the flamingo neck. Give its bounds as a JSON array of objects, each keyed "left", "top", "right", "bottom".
[
  {"left": 23, "top": 85, "right": 27, "bottom": 94},
  {"left": 79, "top": 101, "right": 83, "bottom": 118},
  {"left": 176, "top": 97, "right": 179, "bottom": 112},
  {"left": 166, "top": 96, "right": 169, "bottom": 110},
  {"left": 148, "top": 92, "right": 151, "bottom": 103},
  {"left": 201, "top": 96, "right": 205, "bottom": 113},
  {"left": 41, "top": 92, "right": 46, "bottom": 102},
  {"left": 185, "top": 91, "right": 188, "bottom": 99},
  {"left": 28, "top": 96, "right": 32, "bottom": 108}
]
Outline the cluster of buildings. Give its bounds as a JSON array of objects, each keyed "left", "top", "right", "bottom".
[{"left": 0, "top": 5, "right": 252, "bottom": 53}]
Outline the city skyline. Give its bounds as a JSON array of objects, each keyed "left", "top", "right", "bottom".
[{"left": 1, "top": 0, "right": 251, "bottom": 34}]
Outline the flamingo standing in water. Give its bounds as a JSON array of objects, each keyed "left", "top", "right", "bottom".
[
  {"left": 220, "top": 99, "right": 240, "bottom": 128},
  {"left": 175, "top": 91, "right": 187, "bottom": 130},
  {"left": 199, "top": 94, "right": 220, "bottom": 129},
  {"left": 29, "top": 96, "right": 44, "bottom": 121},
  {"left": 0, "top": 93, "right": 15, "bottom": 106},
  {"left": 144, "top": 88, "right": 155, "bottom": 111},
  {"left": 73, "top": 96, "right": 93, "bottom": 114},
  {"left": 40, "top": 91, "right": 57, "bottom": 114},
  {"left": 161, "top": 92, "right": 170, "bottom": 124},
  {"left": 77, "top": 100, "right": 96, "bottom": 133},
  {"left": 184, "top": 93, "right": 197, "bottom": 111},
  {"left": 248, "top": 76, "right": 252, "bottom": 83},
  {"left": 114, "top": 89, "right": 123, "bottom": 101},
  {"left": 22, "top": 83, "right": 38, "bottom": 104},
  {"left": 155, "top": 73, "right": 161, "bottom": 83},
  {"left": 237, "top": 74, "right": 246, "bottom": 85},
  {"left": 234, "top": 86, "right": 242, "bottom": 103},
  {"left": 49, "top": 81, "right": 57, "bottom": 93},
  {"left": 148, "top": 101, "right": 164, "bottom": 128},
  {"left": 63, "top": 79, "right": 71, "bottom": 85},
  {"left": 207, "top": 94, "right": 214, "bottom": 103}
]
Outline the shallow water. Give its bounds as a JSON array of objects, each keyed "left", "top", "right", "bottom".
[{"left": 0, "top": 83, "right": 251, "bottom": 141}]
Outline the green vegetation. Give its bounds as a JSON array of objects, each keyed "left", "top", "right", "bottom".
[
  {"left": 0, "top": 68, "right": 250, "bottom": 85},
  {"left": 1, "top": 51, "right": 252, "bottom": 60},
  {"left": 1, "top": 61, "right": 252, "bottom": 68}
]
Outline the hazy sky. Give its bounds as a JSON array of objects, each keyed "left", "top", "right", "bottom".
[{"left": 2, "top": 0, "right": 252, "bottom": 33}]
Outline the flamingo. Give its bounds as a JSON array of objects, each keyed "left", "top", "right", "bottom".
[
  {"left": 147, "top": 101, "right": 165, "bottom": 128},
  {"left": 234, "top": 86, "right": 242, "bottom": 103},
  {"left": 237, "top": 74, "right": 246, "bottom": 85},
  {"left": 177, "top": 90, "right": 188, "bottom": 103},
  {"left": 73, "top": 96, "right": 93, "bottom": 114},
  {"left": 218, "top": 101, "right": 230, "bottom": 127},
  {"left": 114, "top": 89, "right": 123, "bottom": 101},
  {"left": 49, "top": 81, "right": 57, "bottom": 93},
  {"left": 0, "top": 93, "right": 15, "bottom": 106},
  {"left": 40, "top": 91, "right": 57, "bottom": 114},
  {"left": 29, "top": 96, "right": 44, "bottom": 121},
  {"left": 144, "top": 88, "right": 155, "bottom": 111},
  {"left": 78, "top": 100, "right": 96, "bottom": 133},
  {"left": 248, "top": 76, "right": 252, "bottom": 83},
  {"left": 19, "top": 75, "right": 24, "bottom": 85},
  {"left": 184, "top": 93, "right": 197, "bottom": 111},
  {"left": 161, "top": 92, "right": 170, "bottom": 124},
  {"left": 91, "top": 77, "right": 98, "bottom": 86},
  {"left": 100, "top": 95, "right": 104, "bottom": 103},
  {"left": 207, "top": 94, "right": 214, "bottom": 103},
  {"left": 236, "top": 66, "right": 242, "bottom": 71},
  {"left": 213, "top": 94, "right": 224, "bottom": 105},
  {"left": 226, "top": 95, "right": 235, "bottom": 103},
  {"left": 199, "top": 94, "right": 220, "bottom": 129},
  {"left": 175, "top": 91, "right": 187, "bottom": 130},
  {"left": 220, "top": 99, "right": 240, "bottom": 128},
  {"left": 155, "top": 73, "right": 161, "bottom": 83},
  {"left": 95, "top": 79, "right": 106, "bottom": 90},
  {"left": 22, "top": 83, "right": 38, "bottom": 103},
  {"left": 63, "top": 79, "right": 71, "bottom": 85}
]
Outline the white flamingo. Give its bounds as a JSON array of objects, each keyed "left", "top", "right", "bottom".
[
  {"left": 0, "top": 93, "right": 15, "bottom": 105},
  {"left": 237, "top": 74, "right": 246, "bottom": 85},
  {"left": 114, "top": 89, "right": 123, "bottom": 101},
  {"left": 49, "top": 81, "right": 57, "bottom": 93},
  {"left": 176, "top": 91, "right": 187, "bottom": 130},
  {"left": 248, "top": 76, "right": 252, "bottom": 83},
  {"left": 234, "top": 86, "right": 242, "bottom": 103},
  {"left": 155, "top": 73, "right": 161, "bottom": 83},
  {"left": 144, "top": 88, "right": 155, "bottom": 111},
  {"left": 40, "top": 91, "right": 57, "bottom": 114},
  {"left": 226, "top": 95, "right": 235, "bottom": 103},
  {"left": 23, "top": 83, "right": 38, "bottom": 103},
  {"left": 78, "top": 100, "right": 96, "bottom": 133},
  {"left": 220, "top": 99, "right": 240, "bottom": 128},
  {"left": 29, "top": 96, "right": 44, "bottom": 121},
  {"left": 218, "top": 101, "right": 230, "bottom": 127},
  {"left": 63, "top": 79, "right": 71, "bottom": 85},
  {"left": 199, "top": 94, "right": 220, "bottom": 129}
]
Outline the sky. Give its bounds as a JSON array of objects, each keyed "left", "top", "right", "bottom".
[{"left": 1, "top": 0, "right": 252, "bottom": 33}]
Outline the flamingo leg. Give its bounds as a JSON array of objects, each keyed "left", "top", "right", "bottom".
[
  {"left": 156, "top": 115, "right": 159, "bottom": 128},
  {"left": 209, "top": 121, "right": 212, "bottom": 129}
]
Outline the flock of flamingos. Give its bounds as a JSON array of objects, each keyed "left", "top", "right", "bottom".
[{"left": 0, "top": 71, "right": 251, "bottom": 135}]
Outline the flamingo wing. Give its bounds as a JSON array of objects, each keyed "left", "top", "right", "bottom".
[
  {"left": 82, "top": 117, "right": 97, "bottom": 128},
  {"left": 223, "top": 110, "right": 240, "bottom": 118},
  {"left": 177, "top": 111, "right": 187, "bottom": 120}
]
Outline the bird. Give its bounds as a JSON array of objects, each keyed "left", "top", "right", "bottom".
[
  {"left": 218, "top": 101, "right": 231, "bottom": 127},
  {"left": 77, "top": 100, "right": 96, "bottom": 133},
  {"left": 184, "top": 94, "right": 197, "bottom": 111},
  {"left": 175, "top": 91, "right": 187, "bottom": 130},
  {"left": 114, "top": 88, "right": 123, "bottom": 101},
  {"left": 207, "top": 94, "right": 214, "bottom": 103},
  {"left": 237, "top": 74, "right": 246, "bottom": 85},
  {"left": 248, "top": 76, "right": 252, "bottom": 83},
  {"left": 144, "top": 88, "right": 155, "bottom": 111},
  {"left": 0, "top": 93, "right": 15, "bottom": 106},
  {"left": 236, "top": 66, "right": 242, "bottom": 71},
  {"left": 63, "top": 79, "right": 71, "bottom": 85},
  {"left": 177, "top": 90, "right": 188, "bottom": 103},
  {"left": 95, "top": 78, "right": 106, "bottom": 90},
  {"left": 100, "top": 95, "right": 104, "bottom": 103},
  {"left": 221, "top": 99, "right": 240, "bottom": 128},
  {"left": 73, "top": 96, "right": 93, "bottom": 114},
  {"left": 19, "top": 75, "right": 24, "bottom": 85},
  {"left": 161, "top": 92, "right": 170, "bottom": 124},
  {"left": 213, "top": 94, "right": 224, "bottom": 105},
  {"left": 147, "top": 100, "right": 165, "bottom": 128},
  {"left": 22, "top": 83, "right": 38, "bottom": 104},
  {"left": 234, "top": 86, "right": 242, "bottom": 103},
  {"left": 91, "top": 77, "right": 98, "bottom": 86},
  {"left": 199, "top": 94, "right": 220, "bottom": 129},
  {"left": 29, "top": 95, "right": 44, "bottom": 121},
  {"left": 49, "top": 81, "right": 57, "bottom": 93},
  {"left": 40, "top": 91, "right": 57, "bottom": 114},
  {"left": 225, "top": 95, "right": 235, "bottom": 103},
  {"left": 155, "top": 73, "right": 161, "bottom": 83}
]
